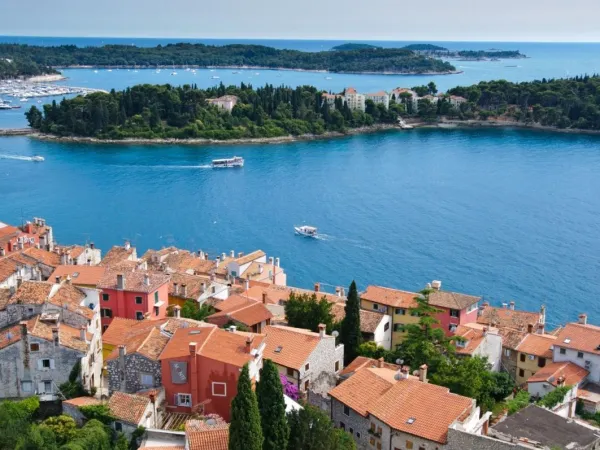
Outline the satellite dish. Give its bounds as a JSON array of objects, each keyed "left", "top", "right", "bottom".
[
  {"left": 396, "top": 359, "right": 404, "bottom": 365},
  {"left": 332, "top": 331, "right": 339, "bottom": 338},
  {"left": 205, "top": 418, "right": 217, "bottom": 426}
]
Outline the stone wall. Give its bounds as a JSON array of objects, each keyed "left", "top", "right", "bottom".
[
  {"left": 331, "top": 398, "right": 370, "bottom": 450},
  {"left": 107, "top": 354, "right": 162, "bottom": 394},
  {"left": 62, "top": 402, "right": 87, "bottom": 426},
  {"left": 447, "top": 428, "right": 519, "bottom": 450},
  {"left": 304, "top": 337, "right": 344, "bottom": 397}
]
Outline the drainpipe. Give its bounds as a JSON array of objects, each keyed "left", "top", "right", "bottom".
[{"left": 189, "top": 343, "right": 198, "bottom": 410}]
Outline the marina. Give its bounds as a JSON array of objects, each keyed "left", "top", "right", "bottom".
[{"left": 0, "top": 79, "right": 107, "bottom": 104}]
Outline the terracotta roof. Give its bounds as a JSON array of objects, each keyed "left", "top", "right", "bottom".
[
  {"left": 554, "top": 323, "right": 600, "bottom": 355},
  {"left": 62, "top": 396, "right": 102, "bottom": 407},
  {"left": 102, "top": 317, "right": 167, "bottom": 346},
  {"left": 234, "top": 250, "right": 265, "bottom": 267},
  {"left": 330, "top": 367, "right": 397, "bottom": 416},
  {"left": 162, "top": 317, "right": 215, "bottom": 335},
  {"left": 0, "top": 288, "right": 13, "bottom": 311},
  {"left": 477, "top": 305, "right": 541, "bottom": 331},
  {"left": 345, "top": 87, "right": 357, "bottom": 94},
  {"left": 0, "top": 323, "right": 22, "bottom": 350},
  {"left": 340, "top": 356, "right": 400, "bottom": 377},
  {"left": 98, "top": 270, "right": 170, "bottom": 293},
  {"left": 108, "top": 391, "right": 151, "bottom": 425},
  {"left": 331, "top": 303, "right": 385, "bottom": 333},
  {"left": 10, "top": 281, "right": 55, "bottom": 305},
  {"left": 361, "top": 286, "right": 418, "bottom": 309},
  {"left": 365, "top": 91, "right": 388, "bottom": 97},
  {"left": 48, "top": 283, "right": 93, "bottom": 319},
  {"left": 497, "top": 327, "right": 527, "bottom": 350},
  {"left": 139, "top": 447, "right": 185, "bottom": 450},
  {"left": 453, "top": 324, "right": 494, "bottom": 355},
  {"left": 0, "top": 258, "right": 19, "bottom": 282},
  {"left": 516, "top": 333, "right": 556, "bottom": 358},
  {"left": 143, "top": 248, "right": 215, "bottom": 276},
  {"left": 186, "top": 418, "right": 229, "bottom": 450},
  {"left": 428, "top": 290, "right": 480, "bottom": 310},
  {"left": 244, "top": 281, "right": 342, "bottom": 305},
  {"left": 100, "top": 245, "right": 136, "bottom": 267},
  {"left": 21, "top": 247, "right": 61, "bottom": 267},
  {"left": 169, "top": 272, "right": 209, "bottom": 300},
  {"left": 106, "top": 326, "right": 170, "bottom": 361},
  {"left": 28, "top": 316, "right": 88, "bottom": 353},
  {"left": 50, "top": 265, "right": 107, "bottom": 287},
  {"left": 528, "top": 361, "right": 589, "bottom": 386},
  {"left": 242, "top": 261, "right": 285, "bottom": 283},
  {"left": 208, "top": 295, "right": 272, "bottom": 327},
  {"left": 263, "top": 325, "right": 323, "bottom": 370}
]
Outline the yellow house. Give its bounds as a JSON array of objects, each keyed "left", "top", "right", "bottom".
[
  {"left": 515, "top": 333, "right": 557, "bottom": 385},
  {"left": 360, "top": 286, "right": 419, "bottom": 350},
  {"left": 168, "top": 272, "right": 208, "bottom": 309}
]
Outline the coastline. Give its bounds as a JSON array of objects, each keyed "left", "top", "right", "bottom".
[{"left": 26, "top": 74, "right": 67, "bottom": 83}]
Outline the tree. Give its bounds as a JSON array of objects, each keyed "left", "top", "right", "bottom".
[
  {"left": 229, "top": 364, "right": 263, "bottom": 450},
  {"left": 256, "top": 360, "right": 289, "bottom": 450},
  {"left": 179, "top": 301, "right": 215, "bottom": 321},
  {"left": 40, "top": 415, "right": 76, "bottom": 445},
  {"left": 61, "top": 419, "right": 111, "bottom": 450},
  {"left": 285, "top": 292, "right": 334, "bottom": 333},
  {"left": 340, "top": 281, "right": 362, "bottom": 365},
  {"left": 287, "top": 404, "right": 354, "bottom": 450}
]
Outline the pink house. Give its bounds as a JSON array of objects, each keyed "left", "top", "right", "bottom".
[
  {"left": 97, "top": 270, "right": 170, "bottom": 331},
  {"left": 427, "top": 281, "right": 481, "bottom": 336}
]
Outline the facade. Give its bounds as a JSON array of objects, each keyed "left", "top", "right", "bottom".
[
  {"left": 365, "top": 91, "right": 389, "bottom": 109},
  {"left": 97, "top": 270, "right": 170, "bottom": 330},
  {"left": 453, "top": 324, "right": 503, "bottom": 371},
  {"left": 208, "top": 95, "right": 239, "bottom": 112},
  {"left": 0, "top": 257, "right": 43, "bottom": 288},
  {"left": 331, "top": 302, "right": 391, "bottom": 349},
  {"left": 514, "top": 332, "right": 557, "bottom": 385},
  {"left": 344, "top": 87, "right": 365, "bottom": 111},
  {"left": 552, "top": 316, "right": 600, "bottom": 383},
  {"left": 390, "top": 88, "right": 419, "bottom": 112},
  {"left": 168, "top": 271, "right": 229, "bottom": 308},
  {"left": 477, "top": 302, "right": 545, "bottom": 333},
  {"left": 427, "top": 281, "right": 480, "bottom": 336},
  {"left": 449, "top": 95, "right": 468, "bottom": 108},
  {"left": 206, "top": 294, "right": 272, "bottom": 333},
  {"left": 0, "top": 217, "right": 53, "bottom": 255},
  {"left": 55, "top": 244, "right": 102, "bottom": 266},
  {"left": 322, "top": 93, "right": 343, "bottom": 109}
]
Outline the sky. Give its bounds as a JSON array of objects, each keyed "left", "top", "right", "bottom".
[{"left": 3, "top": 0, "right": 600, "bottom": 42}]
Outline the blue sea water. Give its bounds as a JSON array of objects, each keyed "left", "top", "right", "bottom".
[{"left": 1, "top": 37, "right": 600, "bottom": 327}]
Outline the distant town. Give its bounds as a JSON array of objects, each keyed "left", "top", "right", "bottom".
[{"left": 1, "top": 216, "right": 599, "bottom": 450}]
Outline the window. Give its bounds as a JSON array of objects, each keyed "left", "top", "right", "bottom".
[
  {"left": 101, "top": 308, "right": 112, "bottom": 318},
  {"left": 369, "top": 438, "right": 375, "bottom": 446},
  {"left": 559, "top": 348, "right": 566, "bottom": 355},
  {"left": 377, "top": 426, "right": 382, "bottom": 435},
  {"left": 30, "top": 343, "right": 40, "bottom": 352},
  {"left": 154, "top": 291, "right": 159, "bottom": 304},
  {"left": 212, "top": 382, "right": 227, "bottom": 397},
  {"left": 154, "top": 306, "right": 160, "bottom": 316},
  {"left": 372, "top": 303, "right": 379, "bottom": 311},
  {"left": 406, "top": 442, "right": 414, "bottom": 450},
  {"left": 140, "top": 373, "right": 154, "bottom": 386},
  {"left": 135, "top": 296, "right": 143, "bottom": 304},
  {"left": 394, "top": 324, "right": 405, "bottom": 333},
  {"left": 102, "top": 293, "right": 109, "bottom": 301},
  {"left": 449, "top": 309, "right": 460, "bottom": 318},
  {"left": 43, "top": 380, "right": 52, "bottom": 393},
  {"left": 21, "top": 381, "right": 32, "bottom": 393},
  {"left": 456, "top": 339, "right": 467, "bottom": 348},
  {"left": 370, "top": 422, "right": 376, "bottom": 432},
  {"left": 377, "top": 443, "right": 382, "bottom": 450},
  {"left": 448, "top": 324, "right": 457, "bottom": 332},
  {"left": 304, "top": 380, "right": 309, "bottom": 391},
  {"left": 305, "top": 363, "right": 310, "bottom": 371},
  {"left": 538, "top": 357, "right": 546, "bottom": 368},
  {"left": 42, "top": 359, "right": 51, "bottom": 368},
  {"left": 177, "top": 393, "right": 192, "bottom": 407},
  {"left": 504, "top": 349, "right": 511, "bottom": 357},
  {"left": 114, "top": 422, "right": 122, "bottom": 432},
  {"left": 384, "top": 322, "right": 390, "bottom": 332},
  {"left": 287, "top": 367, "right": 294, "bottom": 377},
  {"left": 335, "top": 361, "right": 340, "bottom": 372},
  {"left": 340, "top": 422, "right": 345, "bottom": 431},
  {"left": 418, "top": 447, "right": 425, "bottom": 450},
  {"left": 519, "top": 369, "right": 525, "bottom": 377},
  {"left": 578, "top": 352, "right": 584, "bottom": 359},
  {"left": 136, "top": 311, "right": 144, "bottom": 320},
  {"left": 395, "top": 308, "right": 406, "bottom": 315},
  {"left": 356, "top": 432, "right": 361, "bottom": 438},
  {"left": 343, "top": 405, "right": 350, "bottom": 416},
  {"left": 349, "top": 427, "right": 354, "bottom": 434},
  {"left": 520, "top": 353, "right": 526, "bottom": 362}
]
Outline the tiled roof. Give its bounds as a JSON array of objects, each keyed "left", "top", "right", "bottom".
[
  {"left": 27, "top": 316, "right": 88, "bottom": 353},
  {"left": 102, "top": 317, "right": 166, "bottom": 346},
  {"left": 108, "top": 391, "right": 151, "bottom": 425},
  {"left": 50, "top": 265, "right": 107, "bottom": 287},
  {"left": 162, "top": 317, "right": 215, "bottom": 335},
  {"left": 516, "top": 333, "right": 556, "bottom": 358},
  {"left": 0, "top": 288, "right": 13, "bottom": 311},
  {"left": 554, "top": 322, "right": 600, "bottom": 355},
  {"left": 361, "top": 286, "right": 418, "bottom": 309},
  {"left": 186, "top": 418, "right": 229, "bottom": 450},
  {"left": 453, "top": 324, "right": 486, "bottom": 355},
  {"left": 48, "top": 283, "right": 93, "bottom": 319},
  {"left": 143, "top": 248, "right": 216, "bottom": 275},
  {"left": 340, "top": 356, "right": 400, "bottom": 377},
  {"left": 10, "top": 281, "right": 54, "bottom": 305},
  {"left": 331, "top": 303, "right": 385, "bottom": 333},
  {"left": 0, "top": 258, "right": 19, "bottom": 282},
  {"left": 208, "top": 295, "right": 272, "bottom": 327},
  {"left": 169, "top": 272, "right": 209, "bottom": 300},
  {"left": 106, "top": 326, "right": 170, "bottom": 361},
  {"left": 100, "top": 246, "right": 136, "bottom": 267},
  {"left": 244, "top": 281, "right": 342, "bottom": 305},
  {"left": 263, "top": 325, "right": 322, "bottom": 370},
  {"left": 62, "top": 396, "right": 102, "bottom": 407},
  {"left": 0, "top": 323, "right": 22, "bottom": 350},
  {"left": 98, "top": 270, "right": 170, "bottom": 293},
  {"left": 234, "top": 250, "right": 265, "bottom": 267},
  {"left": 428, "top": 290, "right": 480, "bottom": 310},
  {"left": 345, "top": 87, "right": 357, "bottom": 94},
  {"left": 365, "top": 91, "right": 388, "bottom": 97},
  {"left": 22, "top": 247, "right": 61, "bottom": 267},
  {"left": 528, "top": 361, "right": 589, "bottom": 386},
  {"left": 477, "top": 305, "right": 541, "bottom": 331},
  {"left": 497, "top": 327, "right": 527, "bottom": 350}
]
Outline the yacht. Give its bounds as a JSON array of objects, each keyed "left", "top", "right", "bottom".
[
  {"left": 294, "top": 225, "right": 318, "bottom": 238},
  {"left": 20, "top": 98, "right": 28, "bottom": 102},
  {"left": 212, "top": 156, "right": 244, "bottom": 168},
  {"left": 31, "top": 155, "right": 45, "bottom": 162}
]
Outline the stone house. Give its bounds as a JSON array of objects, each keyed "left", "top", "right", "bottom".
[
  {"left": 453, "top": 323, "right": 503, "bottom": 371},
  {"left": 426, "top": 280, "right": 481, "bottom": 337},
  {"left": 263, "top": 324, "right": 344, "bottom": 396},
  {"left": 54, "top": 244, "right": 102, "bottom": 266},
  {"left": 99, "top": 242, "right": 138, "bottom": 267},
  {"left": 8, "top": 247, "right": 61, "bottom": 280},
  {"left": 168, "top": 271, "right": 229, "bottom": 309}
]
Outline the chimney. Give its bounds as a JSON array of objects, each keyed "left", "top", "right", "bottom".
[
  {"left": 90, "top": 242, "right": 95, "bottom": 249},
  {"left": 431, "top": 280, "right": 442, "bottom": 291},
  {"left": 419, "top": 364, "right": 428, "bottom": 383},
  {"left": 65, "top": 275, "right": 72, "bottom": 285},
  {"left": 482, "top": 327, "right": 488, "bottom": 336},
  {"left": 509, "top": 301, "right": 515, "bottom": 310},
  {"left": 204, "top": 252, "right": 209, "bottom": 261},
  {"left": 398, "top": 367, "right": 410, "bottom": 380},
  {"left": 79, "top": 326, "right": 87, "bottom": 342},
  {"left": 20, "top": 321, "right": 28, "bottom": 338},
  {"left": 262, "top": 292, "right": 267, "bottom": 304},
  {"left": 314, "top": 282, "right": 320, "bottom": 293},
  {"left": 201, "top": 282, "right": 206, "bottom": 293},
  {"left": 502, "top": 302, "right": 508, "bottom": 309},
  {"left": 230, "top": 250, "right": 235, "bottom": 258},
  {"left": 215, "top": 258, "right": 220, "bottom": 268},
  {"left": 482, "top": 301, "right": 490, "bottom": 307},
  {"left": 378, "top": 357, "right": 384, "bottom": 368},
  {"left": 527, "top": 323, "right": 534, "bottom": 333},
  {"left": 540, "top": 305, "right": 546, "bottom": 325},
  {"left": 52, "top": 326, "right": 59, "bottom": 346},
  {"left": 537, "top": 323, "right": 545, "bottom": 334},
  {"left": 0, "top": 248, "right": 4, "bottom": 257},
  {"left": 229, "top": 325, "right": 237, "bottom": 333},
  {"left": 149, "top": 393, "right": 156, "bottom": 404},
  {"left": 173, "top": 282, "right": 179, "bottom": 295},
  {"left": 117, "top": 273, "right": 125, "bottom": 290},
  {"left": 557, "top": 376, "right": 566, "bottom": 387},
  {"left": 275, "top": 257, "right": 280, "bottom": 267},
  {"left": 124, "top": 241, "right": 131, "bottom": 250},
  {"left": 144, "top": 274, "right": 150, "bottom": 286},
  {"left": 55, "top": 275, "right": 60, "bottom": 284},
  {"left": 335, "top": 287, "right": 341, "bottom": 297},
  {"left": 579, "top": 313, "right": 588, "bottom": 325},
  {"left": 246, "top": 336, "right": 253, "bottom": 353},
  {"left": 245, "top": 279, "right": 250, "bottom": 291},
  {"left": 181, "top": 284, "right": 187, "bottom": 297},
  {"left": 238, "top": 252, "right": 244, "bottom": 258},
  {"left": 173, "top": 305, "right": 181, "bottom": 318},
  {"left": 221, "top": 252, "right": 226, "bottom": 261},
  {"left": 258, "top": 264, "right": 264, "bottom": 274},
  {"left": 318, "top": 323, "right": 326, "bottom": 338},
  {"left": 189, "top": 342, "right": 197, "bottom": 356}
]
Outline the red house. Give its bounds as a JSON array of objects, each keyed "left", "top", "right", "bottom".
[
  {"left": 159, "top": 327, "right": 265, "bottom": 421},
  {"left": 427, "top": 281, "right": 481, "bottom": 336},
  {"left": 0, "top": 217, "right": 52, "bottom": 255},
  {"left": 97, "top": 270, "right": 170, "bottom": 331}
]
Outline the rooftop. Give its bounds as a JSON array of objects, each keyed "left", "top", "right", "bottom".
[
  {"left": 361, "top": 285, "right": 418, "bottom": 309},
  {"left": 453, "top": 324, "right": 488, "bottom": 355},
  {"left": 50, "top": 265, "right": 107, "bottom": 287},
  {"left": 339, "top": 356, "right": 400, "bottom": 377},
  {"left": 527, "top": 361, "right": 589, "bottom": 387},
  {"left": 515, "top": 333, "right": 557, "bottom": 358},
  {"left": 98, "top": 270, "right": 170, "bottom": 293},
  {"left": 244, "top": 281, "right": 342, "bottom": 305},
  {"left": 263, "top": 325, "right": 326, "bottom": 370},
  {"left": 207, "top": 295, "right": 272, "bottom": 327},
  {"left": 477, "top": 305, "right": 542, "bottom": 331},
  {"left": 10, "top": 280, "right": 56, "bottom": 305},
  {"left": 428, "top": 289, "right": 481, "bottom": 310},
  {"left": 108, "top": 391, "right": 152, "bottom": 425},
  {"left": 100, "top": 245, "right": 136, "bottom": 267},
  {"left": 554, "top": 322, "right": 600, "bottom": 355},
  {"left": 331, "top": 302, "right": 386, "bottom": 333},
  {"left": 186, "top": 417, "right": 229, "bottom": 450}
]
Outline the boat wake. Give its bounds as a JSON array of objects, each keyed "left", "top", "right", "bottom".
[
  {"left": 112, "top": 164, "right": 212, "bottom": 169},
  {"left": 0, "top": 154, "right": 40, "bottom": 162}
]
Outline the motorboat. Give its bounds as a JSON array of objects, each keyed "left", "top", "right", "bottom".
[
  {"left": 294, "top": 225, "right": 318, "bottom": 237},
  {"left": 212, "top": 156, "right": 244, "bottom": 168},
  {"left": 211, "top": 75, "right": 220, "bottom": 79},
  {"left": 31, "top": 155, "right": 45, "bottom": 162}
]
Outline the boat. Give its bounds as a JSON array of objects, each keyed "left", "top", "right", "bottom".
[
  {"left": 211, "top": 156, "right": 244, "bottom": 168},
  {"left": 20, "top": 98, "right": 28, "bottom": 102},
  {"left": 232, "top": 71, "right": 239, "bottom": 74},
  {"left": 294, "top": 225, "right": 318, "bottom": 237},
  {"left": 325, "top": 76, "right": 332, "bottom": 80},
  {"left": 398, "top": 119, "right": 413, "bottom": 130},
  {"left": 31, "top": 155, "right": 44, "bottom": 162},
  {"left": 211, "top": 75, "right": 220, "bottom": 79}
]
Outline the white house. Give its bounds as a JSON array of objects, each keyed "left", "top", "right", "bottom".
[
  {"left": 332, "top": 302, "right": 391, "bottom": 350},
  {"left": 344, "top": 87, "right": 365, "bottom": 111},
  {"left": 365, "top": 91, "right": 389, "bottom": 109},
  {"left": 454, "top": 323, "right": 503, "bottom": 371},
  {"left": 208, "top": 95, "right": 239, "bottom": 112},
  {"left": 552, "top": 315, "right": 600, "bottom": 382},
  {"left": 390, "top": 88, "right": 419, "bottom": 112}
]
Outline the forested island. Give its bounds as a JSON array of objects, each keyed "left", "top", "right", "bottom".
[
  {"left": 0, "top": 43, "right": 456, "bottom": 74},
  {"left": 0, "top": 56, "right": 58, "bottom": 80},
  {"left": 24, "top": 75, "right": 600, "bottom": 141},
  {"left": 330, "top": 43, "right": 525, "bottom": 59}
]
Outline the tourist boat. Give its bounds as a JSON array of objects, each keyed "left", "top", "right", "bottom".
[
  {"left": 31, "top": 155, "right": 45, "bottom": 162},
  {"left": 211, "top": 156, "right": 244, "bottom": 168},
  {"left": 294, "top": 225, "right": 318, "bottom": 238}
]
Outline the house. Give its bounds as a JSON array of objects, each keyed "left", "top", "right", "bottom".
[
  {"left": 497, "top": 327, "right": 528, "bottom": 381},
  {"left": 365, "top": 91, "right": 389, "bottom": 109},
  {"left": 577, "top": 382, "right": 600, "bottom": 414},
  {"left": 514, "top": 332, "right": 557, "bottom": 385},
  {"left": 54, "top": 244, "right": 102, "bottom": 266},
  {"left": 50, "top": 265, "right": 107, "bottom": 289},
  {"left": 477, "top": 302, "right": 545, "bottom": 334},
  {"left": 141, "top": 247, "right": 215, "bottom": 276},
  {"left": 159, "top": 326, "right": 265, "bottom": 421},
  {"left": 244, "top": 281, "right": 343, "bottom": 306},
  {"left": 426, "top": 281, "right": 480, "bottom": 336},
  {"left": 185, "top": 417, "right": 229, "bottom": 450},
  {"left": 360, "top": 285, "right": 419, "bottom": 349},
  {"left": 263, "top": 324, "right": 344, "bottom": 396},
  {"left": 208, "top": 95, "right": 239, "bottom": 112},
  {"left": 552, "top": 315, "right": 600, "bottom": 383},
  {"left": 448, "top": 95, "right": 467, "bottom": 108},
  {"left": 329, "top": 365, "right": 486, "bottom": 450},
  {"left": 331, "top": 302, "right": 391, "bottom": 349},
  {"left": 389, "top": 88, "right": 419, "bottom": 112},
  {"left": 100, "top": 242, "right": 137, "bottom": 267},
  {"left": 344, "top": 87, "right": 365, "bottom": 111},
  {"left": 168, "top": 271, "right": 229, "bottom": 309},
  {"left": 453, "top": 324, "right": 503, "bottom": 371},
  {"left": 224, "top": 250, "right": 286, "bottom": 286},
  {"left": 0, "top": 217, "right": 53, "bottom": 255},
  {"left": 322, "top": 92, "right": 343, "bottom": 109},
  {"left": 97, "top": 270, "right": 170, "bottom": 330},
  {"left": 527, "top": 361, "right": 589, "bottom": 418},
  {"left": 206, "top": 294, "right": 272, "bottom": 333},
  {"left": 339, "top": 356, "right": 400, "bottom": 380},
  {"left": 8, "top": 247, "right": 61, "bottom": 279},
  {"left": 0, "top": 256, "right": 43, "bottom": 288}
]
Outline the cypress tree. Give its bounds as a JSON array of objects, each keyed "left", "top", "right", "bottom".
[
  {"left": 256, "top": 359, "right": 289, "bottom": 450},
  {"left": 341, "top": 280, "right": 362, "bottom": 365},
  {"left": 229, "top": 364, "right": 263, "bottom": 450}
]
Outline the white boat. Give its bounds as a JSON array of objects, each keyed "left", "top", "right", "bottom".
[
  {"left": 325, "top": 76, "right": 332, "bottom": 80},
  {"left": 211, "top": 75, "right": 220, "bottom": 79},
  {"left": 212, "top": 156, "right": 244, "bottom": 168},
  {"left": 294, "top": 225, "right": 318, "bottom": 237},
  {"left": 171, "top": 71, "right": 178, "bottom": 76},
  {"left": 31, "top": 155, "right": 44, "bottom": 162},
  {"left": 20, "top": 98, "right": 28, "bottom": 102}
]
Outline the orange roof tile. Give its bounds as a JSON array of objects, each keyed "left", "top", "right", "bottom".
[
  {"left": 0, "top": 258, "right": 19, "bottom": 282},
  {"left": 340, "top": 356, "right": 400, "bottom": 377},
  {"left": 477, "top": 305, "right": 541, "bottom": 332},
  {"left": 186, "top": 418, "right": 229, "bottom": 450},
  {"left": 10, "top": 281, "right": 54, "bottom": 305},
  {"left": 0, "top": 288, "right": 13, "bottom": 311},
  {"left": 139, "top": 447, "right": 185, "bottom": 450},
  {"left": 102, "top": 317, "right": 166, "bottom": 346},
  {"left": 497, "top": 327, "right": 527, "bottom": 350},
  {"left": 62, "top": 396, "right": 102, "bottom": 407},
  {"left": 516, "top": 333, "right": 557, "bottom": 358},
  {"left": 106, "top": 326, "right": 170, "bottom": 361},
  {"left": 169, "top": 272, "right": 209, "bottom": 300},
  {"left": 50, "top": 265, "right": 107, "bottom": 287},
  {"left": 100, "top": 245, "right": 136, "bottom": 267},
  {"left": 263, "top": 325, "right": 323, "bottom": 370},
  {"left": 208, "top": 296, "right": 272, "bottom": 327},
  {"left": 108, "top": 391, "right": 151, "bottom": 425},
  {"left": 331, "top": 303, "right": 385, "bottom": 333},
  {"left": 98, "top": 270, "right": 170, "bottom": 293},
  {"left": 365, "top": 91, "right": 388, "bottom": 97},
  {"left": 48, "top": 283, "right": 92, "bottom": 319},
  {"left": 0, "top": 323, "right": 22, "bottom": 350},
  {"left": 361, "top": 286, "right": 418, "bottom": 309},
  {"left": 555, "top": 323, "right": 600, "bottom": 355},
  {"left": 528, "top": 361, "right": 589, "bottom": 386},
  {"left": 329, "top": 367, "right": 396, "bottom": 416},
  {"left": 428, "top": 290, "right": 480, "bottom": 310},
  {"left": 453, "top": 324, "right": 486, "bottom": 355},
  {"left": 22, "top": 247, "right": 61, "bottom": 267},
  {"left": 244, "top": 282, "right": 342, "bottom": 305},
  {"left": 234, "top": 250, "right": 265, "bottom": 267}
]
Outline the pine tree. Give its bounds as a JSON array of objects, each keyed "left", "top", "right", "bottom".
[
  {"left": 341, "top": 280, "right": 362, "bottom": 365},
  {"left": 229, "top": 364, "right": 263, "bottom": 450},
  {"left": 256, "top": 359, "right": 289, "bottom": 450}
]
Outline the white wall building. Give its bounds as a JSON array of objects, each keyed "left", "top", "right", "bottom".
[
  {"left": 344, "top": 87, "right": 365, "bottom": 111},
  {"left": 552, "top": 315, "right": 600, "bottom": 383},
  {"left": 365, "top": 91, "right": 389, "bottom": 109}
]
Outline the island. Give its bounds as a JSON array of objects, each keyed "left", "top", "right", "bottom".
[
  {"left": 23, "top": 75, "right": 600, "bottom": 142},
  {"left": 331, "top": 43, "right": 381, "bottom": 51},
  {"left": 0, "top": 56, "right": 59, "bottom": 80},
  {"left": 0, "top": 43, "right": 457, "bottom": 75},
  {"left": 403, "top": 44, "right": 449, "bottom": 52}
]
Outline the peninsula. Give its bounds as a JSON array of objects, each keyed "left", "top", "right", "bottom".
[
  {"left": 332, "top": 43, "right": 526, "bottom": 60},
  {"left": 0, "top": 56, "right": 58, "bottom": 80},
  {"left": 0, "top": 42, "right": 456, "bottom": 75}
]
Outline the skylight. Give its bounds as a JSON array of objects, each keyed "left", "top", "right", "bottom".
[
  {"left": 564, "top": 338, "right": 571, "bottom": 344},
  {"left": 406, "top": 417, "right": 416, "bottom": 424},
  {"left": 274, "top": 346, "right": 283, "bottom": 353}
]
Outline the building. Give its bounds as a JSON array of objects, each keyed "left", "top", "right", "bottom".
[
  {"left": 141, "top": 247, "right": 215, "bottom": 276},
  {"left": 552, "top": 315, "right": 600, "bottom": 383},
  {"left": 453, "top": 324, "right": 503, "bottom": 371},
  {"left": 496, "top": 327, "right": 528, "bottom": 381},
  {"left": 331, "top": 302, "right": 391, "bottom": 349},
  {"left": 321, "top": 92, "right": 343, "bottom": 109},
  {"left": 208, "top": 95, "right": 239, "bottom": 112},
  {"left": 224, "top": 250, "right": 286, "bottom": 286},
  {"left": 263, "top": 324, "right": 344, "bottom": 396},
  {"left": 54, "top": 244, "right": 102, "bottom": 266},
  {"left": 329, "top": 365, "right": 486, "bottom": 450},
  {"left": 344, "top": 87, "right": 365, "bottom": 111},
  {"left": 0, "top": 256, "right": 43, "bottom": 288},
  {"left": 389, "top": 88, "right": 419, "bottom": 112},
  {"left": 8, "top": 247, "right": 61, "bottom": 279},
  {"left": 0, "top": 217, "right": 53, "bottom": 255},
  {"left": 100, "top": 242, "right": 137, "bottom": 267},
  {"left": 97, "top": 270, "right": 170, "bottom": 330},
  {"left": 360, "top": 285, "right": 419, "bottom": 349},
  {"left": 448, "top": 95, "right": 468, "bottom": 108},
  {"left": 206, "top": 294, "right": 273, "bottom": 333},
  {"left": 159, "top": 326, "right": 265, "bottom": 421},
  {"left": 364, "top": 91, "right": 389, "bottom": 109},
  {"left": 477, "top": 302, "right": 545, "bottom": 333},
  {"left": 185, "top": 417, "right": 229, "bottom": 450},
  {"left": 339, "top": 356, "right": 400, "bottom": 380},
  {"left": 50, "top": 265, "right": 107, "bottom": 289},
  {"left": 244, "top": 281, "right": 343, "bottom": 306},
  {"left": 168, "top": 271, "right": 229, "bottom": 309},
  {"left": 426, "top": 281, "right": 480, "bottom": 336},
  {"left": 514, "top": 332, "right": 557, "bottom": 385}
]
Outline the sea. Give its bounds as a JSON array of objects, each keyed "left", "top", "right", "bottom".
[{"left": 1, "top": 36, "right": 600, "bottom": 328}]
